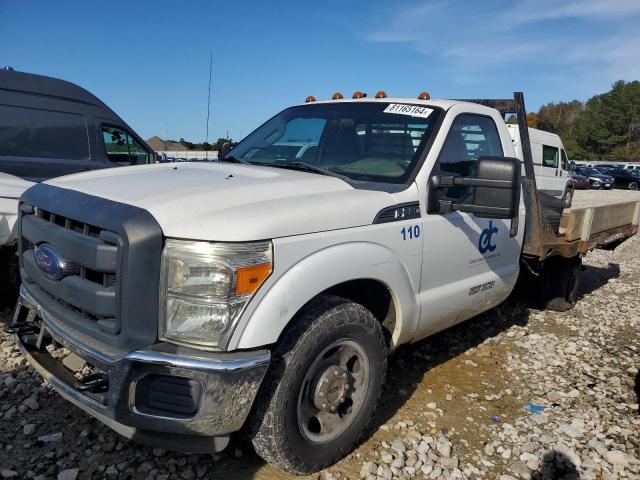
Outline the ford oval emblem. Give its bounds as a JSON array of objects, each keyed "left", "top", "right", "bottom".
[{"left": 34, "top": 244, "right": 66, "bottom": 280}]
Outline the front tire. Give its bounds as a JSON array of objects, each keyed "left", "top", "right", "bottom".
[
  {"left": 249, "top": 295, "right": 387, "bottom": 474},
  {"left": 563, "top": 188, "right": 574, "bottom": 208}
]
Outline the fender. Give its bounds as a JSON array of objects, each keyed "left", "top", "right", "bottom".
[{"left": 229, "top": 242, "right": 420, "bottom": 351}]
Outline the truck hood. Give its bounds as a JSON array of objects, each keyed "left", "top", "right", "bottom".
[{"left": 46, "top": 163, "right": 399, "bottom": 241}]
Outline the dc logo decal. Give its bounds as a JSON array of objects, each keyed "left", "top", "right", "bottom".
[{"left": 478, "top": 221, "right": 498, "bottom": 254}]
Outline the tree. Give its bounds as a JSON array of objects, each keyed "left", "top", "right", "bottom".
[
  {"left": 573, "top": 80, "right": 640, "bottom": 161},
  {"left": 505, "top": 112, "right": 537, "bottom": 128}
]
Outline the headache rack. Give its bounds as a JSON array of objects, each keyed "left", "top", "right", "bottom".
[{"left": 459, "top": 93, "right": 640, "bottom": 261}]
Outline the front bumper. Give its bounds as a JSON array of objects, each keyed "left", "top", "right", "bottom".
[{"left": 12, "top": 288, "right": 270, "bottom": 453}]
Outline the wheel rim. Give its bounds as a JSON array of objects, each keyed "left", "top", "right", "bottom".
[
  {"left": 297, "top": 339, "right": 370, "bottom": 443},
  {"left": 630, "top": 182, "right": 638, "bottom": 191}
]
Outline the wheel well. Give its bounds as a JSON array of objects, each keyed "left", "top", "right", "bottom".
[{"left": 323, "top": 279, "right": 396, "bottom": 346}]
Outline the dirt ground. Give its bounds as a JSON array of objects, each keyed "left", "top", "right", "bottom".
[{"left": 0, "top": 189, "right": 639, "bottom": 480}]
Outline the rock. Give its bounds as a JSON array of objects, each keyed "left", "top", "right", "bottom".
[
  {"left": 137, "top": 461, "right": 154, "bottom": 473},
  {"left": 603, "top": 450, "right": 628, "bottom": 467},
  {"left": 437, "top": 442, "right": 451, "bottom": 458},
  {"left": 153, "top": 447, "right": 167, "bottom": 457},
  {"left": 440, "top": 457, "right": 459, "bottom": 469},
  {"left": 510, "top": 460, "right": 531, "bottom": 478},
  {"left": 1, "top": 471, "right": 18, "bottom": 479},
  {"left": 566, "top": 389, "right": 580, "bottom": 398},
  {"left": 57, "top": 469, "right": 79, "bottom": 480},
  {"left": 22, "top": 396, "right": 40, "bottom": 411},
  {"left": 379, "top": 451, "right": 393, "bottom": 464},
  {"left": 391, "top": 438, "right": 406, "bottom": 454},
  {"left": 360, "top": 461, "right": 377, "bottom": 478},
  {"left": 38, "top": 432, "right": 62, "bottom": 443},
  {"left": 23, "top": 424, "right": 36, "bottom": 435}
]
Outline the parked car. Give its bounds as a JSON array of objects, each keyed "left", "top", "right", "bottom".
[
  {"left": 593, "top": 164, "right": 618, "bottom": 172},
  {"left": 0, "top": 69, "right": 154, "bottom": 182},
  {"left": 610, "top": 168, "right": 640, "bottom": 190},
  {"left": 574, "top": 166, "right": 614, "bottom": 189},
  {"left": 569, "top": 172, "right": 590, "bottom": 189}
]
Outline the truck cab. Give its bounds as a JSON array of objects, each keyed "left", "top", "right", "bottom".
[
  {"left": 11, "top": 91, "right": 638, "bottom": 475},
  {"left": 507, "top": 125, "right": 573, "bottom": 206}
]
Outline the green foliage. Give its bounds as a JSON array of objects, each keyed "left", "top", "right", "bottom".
[
  {"left": 168, "top": 136, "right": 234, "bottom": 151},
  {"left": 535, "top": 80, "right": 640, "bottom": 161}
]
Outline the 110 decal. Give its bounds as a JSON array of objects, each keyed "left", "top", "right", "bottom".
[{"left": 401, "top": 225, "right": 421, "bottom": 240}]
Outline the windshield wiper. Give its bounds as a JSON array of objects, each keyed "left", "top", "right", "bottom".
[
  {"left": 248, "top": 161, "right": 350, "bottom": 182},
  {"left": 218, "top": 155, "right": 248, "bottom": 164}
]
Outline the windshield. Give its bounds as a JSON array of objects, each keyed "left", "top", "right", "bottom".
[{"left": 226, "top": 102, "right": 442, "bottom": 183}]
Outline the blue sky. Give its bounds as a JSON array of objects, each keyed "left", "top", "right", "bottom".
[{"left": 1, "top": 0, "right": 639, "bottom": 144}]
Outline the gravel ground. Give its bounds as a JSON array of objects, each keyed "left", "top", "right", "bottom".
[{"left": 0, "top": 190, "right": 639, "bottom": 480}]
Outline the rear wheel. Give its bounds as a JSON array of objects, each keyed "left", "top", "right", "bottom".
[
  {"left": 629, "top": 182, "right": 638, "bottom": 191},
  {"left": 249, "top": 295, "right": 387, "bottom": 474},
  {"left": 541, "top": 256, "right": 582, "bottom": 312}
]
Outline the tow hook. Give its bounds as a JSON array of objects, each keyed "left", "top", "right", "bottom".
[{"left": 75, "top": 373, "right": 109, "bottom": 393}]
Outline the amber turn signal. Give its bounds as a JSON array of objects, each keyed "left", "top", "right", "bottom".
[
  {"left": 352, "top": 91, "right": 365, "bottom": 99},
  {"left": 332, "top": 92, "right": 344, "bottom": 100},
  {"left": 305, "top": 96, "right": 316, "bottom": 103},
  {"left": 418, "top": 92, "right": 431, "bottom": 100},
  {"left": 236, "top": 263, "right": 272, "bottom": 296},
  {"left": 375, "top": 90, "right": 387, "bottom": 98}
]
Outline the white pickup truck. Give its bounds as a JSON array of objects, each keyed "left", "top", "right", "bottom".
[{"left": 10, "top": 92, "right": 640, "bottom": 474}]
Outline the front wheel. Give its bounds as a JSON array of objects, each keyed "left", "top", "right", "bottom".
[
  {"left": 563, "top": 188, "right": 574, "bottom": 208},
  {"left": 629, "top": 182, "right": 638, "bottom": 191},
  {"left": 249, "top": 295, "right": 387, "bottom": 474}
]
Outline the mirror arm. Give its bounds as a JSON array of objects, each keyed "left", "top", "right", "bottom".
[
  {"left": 438, "top": 200, "right": 514, "bottom": 217},
  {"left": 432, "top": 175, "right": 513, "bottom": 189}
]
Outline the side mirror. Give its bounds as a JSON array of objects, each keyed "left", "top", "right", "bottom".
[
  {"left": 429, "top": 156, "right": 521, "bottom": 219},
  {"left": 219, "top": 142, "right": 232, "bottom": 159}
]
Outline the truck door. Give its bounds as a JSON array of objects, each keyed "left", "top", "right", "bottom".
[
  {"left": 415, "top": 112, "right": 524, "bottom": 340},
  {"left": 559, "top": 148, "right": 570, "bottom": 193}
]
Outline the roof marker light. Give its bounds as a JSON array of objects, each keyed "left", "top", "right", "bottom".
[
  {"left": 375, "top": 90, "right": 387, "bottom": 98},
  {"left": 352, "top": 91, "right": 366, "bottom": 99},
  {"left": 418, "top": 92, "right": 431, "bottom": 100},
  {"left": 332, "top": 92, "right": 344, "bottom": 100},
  {"left": 305, "top": 96, "right": 316, "bottom": 103}
]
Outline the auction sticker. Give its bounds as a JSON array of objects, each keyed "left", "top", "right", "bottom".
[{"left": 383, "top": 104, "right": 433, "bottom": 118}]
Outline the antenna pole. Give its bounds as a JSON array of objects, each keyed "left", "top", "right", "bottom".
[{"left": 205, "top": 52, "right": 213, "bottom": 159}]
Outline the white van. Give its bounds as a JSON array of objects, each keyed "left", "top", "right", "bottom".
[{"left": 507, "top": 125, "right": 572, "bottom": 206}]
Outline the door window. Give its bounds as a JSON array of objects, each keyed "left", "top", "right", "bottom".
[
  {"left": 102, "top": 126, "right": 149, "bottom": 165},
  {"left": 435, "top": 114, "right": 503, "bottom": 199},
  {"left": 0, "top": 105, "right": 89, "bottom": 160},
  {"left": 560, "top": 149, "right": 569, "bottom": 171},
  {"left": 542, "top": 145, "right": 559, "bottom": 168}
]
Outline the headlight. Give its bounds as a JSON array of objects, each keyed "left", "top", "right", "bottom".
[{"left": 159, "top": 239, "right": 272, "bottom": 350}]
